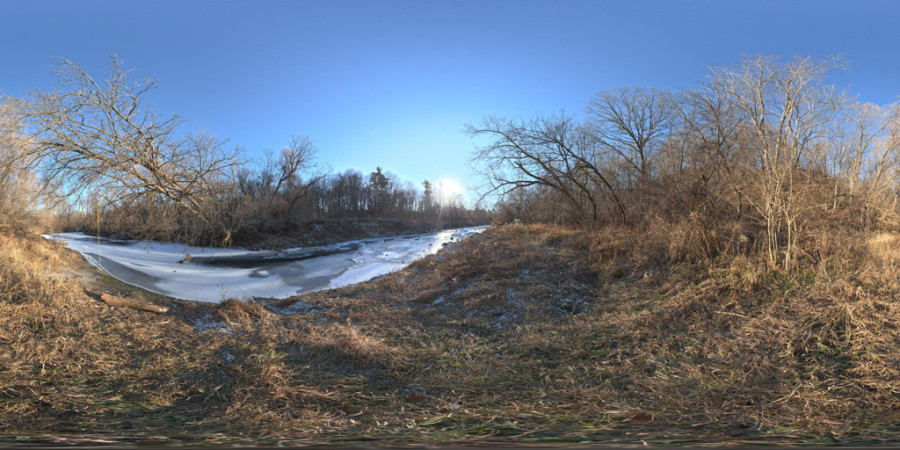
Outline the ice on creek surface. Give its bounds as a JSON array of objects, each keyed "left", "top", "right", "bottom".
[{"left": 45, "top": 226, "right": 486, "bottom": 303}]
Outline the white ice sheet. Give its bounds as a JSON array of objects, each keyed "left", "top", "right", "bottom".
[{"left": 45, "top": 226, "right": 486, "bottom": 302}]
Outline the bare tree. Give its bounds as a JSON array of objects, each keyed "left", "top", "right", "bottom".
[
  {"left": 467, "top": 113, "right": 626, "bottom": 226},
  {"left": 831, "top": 103, "right": 892, "bottom": 197},
  {"left": 824, "top": 102, "right": 900, "bottom": 227},
  {"left": 14, "top": 56, "right": 239, "bottom": 235},
  {"left": 322, "top": 170, "right": 366, "bottom": 217},
  {"left": 586, "top": 87, "right": 677, "bottom": 183},
  {"left": 0, "top": 101, "right": 42, "bottom": 231},
  {"left": 858, "top": 103, "right": 900, "bottom": 227},
  {"left": 674, "top": 77, "right": 761, "bottom": 223},
  {"left": 262, "top": 135, "right": 321, "bottom": 217},
  {"left": 711, "top": 55, "right": 846, "bottom": 268},
  {"left": 679, "top": 82, "right": 750, "bottom": 177}
]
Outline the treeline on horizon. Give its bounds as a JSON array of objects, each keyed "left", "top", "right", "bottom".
[
  {"left": 470, "top": 54, "right": 900, "bottom": 270},
  {"left": 0, "top": 56, "right": 488, "bottom": 245}
]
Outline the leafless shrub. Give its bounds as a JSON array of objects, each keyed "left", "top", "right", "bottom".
[
  {"left": 467, "top": 114, "right": 627, "bottom": 226},
  {"left": 710, "top": 55, "right": 848, "bottom": 269},
  {"left": 0, "top": 102, "right": 44, "bottom": 233},
  {"left": 586, "top": 87, "right": 677, "bottom": 182}
]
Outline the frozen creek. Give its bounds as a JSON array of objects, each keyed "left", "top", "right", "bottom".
[{"left": 45, "top": 226, "right": 486, "bottom": 303}]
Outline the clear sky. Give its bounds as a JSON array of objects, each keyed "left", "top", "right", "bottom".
[{"left": 3, "top": 0, "right": 899, "bottom": 204}]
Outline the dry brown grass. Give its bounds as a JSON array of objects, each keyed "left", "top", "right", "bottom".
[{"left": 0, "top": 225, "right": 898, "bottom": 445}]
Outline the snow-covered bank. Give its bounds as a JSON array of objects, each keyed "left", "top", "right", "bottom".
[{"left": 45, "top": 227, "right": 486, "bottom": 302}]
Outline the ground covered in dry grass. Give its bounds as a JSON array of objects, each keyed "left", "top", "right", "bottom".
[{"left": 0, "top": 224, "right": 898, "bottom": 446}]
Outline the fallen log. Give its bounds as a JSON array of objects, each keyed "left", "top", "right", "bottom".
[{"left": 100, "top": 293, "right": 169, "bottom": 314}]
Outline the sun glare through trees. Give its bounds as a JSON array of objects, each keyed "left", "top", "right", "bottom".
[{"left": 436, "top": 178, "right": 463, "bottom": 206}]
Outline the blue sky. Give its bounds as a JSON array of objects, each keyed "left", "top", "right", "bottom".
[{"left": 3, "top": 0, "right": 899, "bottom": 203}]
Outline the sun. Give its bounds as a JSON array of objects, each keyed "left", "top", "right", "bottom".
[{"left": 437, "top": 178, "right": 464, "bottom": 204}]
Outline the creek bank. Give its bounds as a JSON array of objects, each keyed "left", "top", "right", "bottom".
[{"left": 76, "top": 218, "right": 489, "bottom": 251}]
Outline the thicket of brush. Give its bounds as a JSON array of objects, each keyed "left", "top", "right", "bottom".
[{"left": 473, "top": 55, "right": 900, "bottom": 273}]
